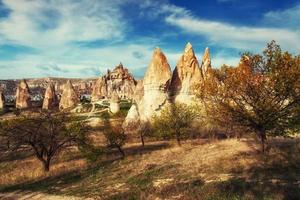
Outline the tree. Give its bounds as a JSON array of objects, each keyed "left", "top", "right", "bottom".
[
  {"left": 197, "top": 41, "right": 300, "bottom": 152},
  {"left": 124, "top": 119, "right": 151, "bottom": 147},
  {"left": 102, "top": 113, "right": 126, "bottom": 157},
  {"left": 152, "top": 103, "right": 199, "bottom": 146},
  {"left": 0, "top": 112, "right": 90, "bottom": 171}
]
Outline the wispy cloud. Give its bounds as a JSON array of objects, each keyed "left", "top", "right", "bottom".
[
  {"left": 262, "top": 4, "right": 300, "bottom": 28},
  {"left": 0, "top": 0, "right": 126, "bottom": 48},
  {"left": 164, "top": 7, "right": 300, "bottom": 53},
  {"left": 0, "top": 0, "right": 299, "bottom": 79}
]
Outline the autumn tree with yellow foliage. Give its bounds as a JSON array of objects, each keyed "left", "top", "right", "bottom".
[{"left": 197, "top": 41, "right": 300, "bottom": 152}]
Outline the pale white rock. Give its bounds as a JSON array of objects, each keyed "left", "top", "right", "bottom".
[
  {"left": 169, "top": 42, "right": 203, "bottom": 103},
  {"left": 110, "top": 91, "right": 120, "bottom": 114},
  {"left": 42, "top": 83, "right": 58, "bottom": 110},
  {"left": 15, "top": 79, "right": 31, "bottom": 109},
  {"left": 91, "top": 77, "right": 107, "bottom": 101},
  {"left": 0, "top": 91, "right": 5, "bottom": 109},
  {"left": 59, "top": 80, "right": 79, "bottom": 110},
  {"left": 122, "top": 103, "right": 140, "bottom": 132},
  {"left": 201, "top": 47, "right": 212, "bottom": 77},
  {"left": 138, "top": 47, "right": 172, "bottom": 121}
]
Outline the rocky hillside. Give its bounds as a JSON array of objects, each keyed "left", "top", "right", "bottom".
[{"left": 0, "top": 77, "right": 96, "bottom": 97}]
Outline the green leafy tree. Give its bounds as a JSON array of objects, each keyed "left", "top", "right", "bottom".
[
  {"left": 197, "top": 41, "right": 300, "bottom": 152},
  {"left": 152, "top": 103, "right": 199, "bottom": 146}
]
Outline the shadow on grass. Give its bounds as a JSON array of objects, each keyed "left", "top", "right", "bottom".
[
  {"left": 0, "top": 148, "right": 33, "bottom": 162},
  {"left": 0, "top": 142, "right": 171, "bottom": 197}
]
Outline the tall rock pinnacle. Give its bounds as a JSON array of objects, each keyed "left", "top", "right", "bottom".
[
  {"left": 15, "top": 79, "right": 31, "bottom": 109},
  {"left": 0, "top": 90, "right": 5, "bottom": 109},
  {"left": 42, "top": 83, "right": 58, "bottom": 110},
  {"left": 59, "top": 80, "right": 79, "bottom": 110},
  {"left": 143, "top": 47, "right": 172, "bottom": 90},
  {"left": 124, "top": 47, "right": 172, "bottom": 124},
  {"left": 169, "top": 42, "right": 202, "bottom": 103},
  {"left": 201, "top": 47, "right": 212, "bottom": 77}
]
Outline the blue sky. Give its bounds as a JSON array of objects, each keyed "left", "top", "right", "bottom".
[{"left": 0, "top": 0, "right": 299, "bottom": 79}]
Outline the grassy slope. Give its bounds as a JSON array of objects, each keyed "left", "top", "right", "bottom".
[{"left": 0, "top": 138, "right": 300, "bottom": 200}]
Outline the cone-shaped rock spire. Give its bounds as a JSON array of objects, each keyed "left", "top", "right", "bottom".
[
  {"left": 127, "top": 47, "right": 172, "bottom": 122},
  {"left": 91, "top": 77, "right": 107, "bottom": 101},
  {"left": 59, "top": 80, "right": 79, "bottom": 110},
  {"left": 169, "top": 42, "right": 202, "bottom": 101},
  {"left": 42, "top": 83, "right": 58, "bottom": 110},
  {"left": 0, "top": 90, "right": 5, "bottom": 109},
  {"left": 201, "top": 47, "right": 211, "bottom": 76},
  {"left": 15, "top": 79, "right": 31, "bottom": 109},
  {"left": 143, "top": 47, "right": 172, "bottom": 90}
]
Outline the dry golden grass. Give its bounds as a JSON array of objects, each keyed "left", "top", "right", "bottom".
[
  {"left": 0, "top": 148, "right": 87, "bottom": 187},
  {"left": 0, "top": 137, "right": 299, "bottom": 200}
]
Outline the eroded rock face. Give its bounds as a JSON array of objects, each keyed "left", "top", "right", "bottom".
[
  {"left": 169, "top": 42, "right": 203, "bottom": 103},
  {"left": 201, "top": 47, "right": 212, "bottom": 78},
  {"left": 137, "top": 47, "right": 172, "bottom": 121},
  {"left": 133, "top": 79, "right": 144, "bottom": 103},
  {"left": 59, "top": 80, "right": 79, "bottom": 110},
  {"left": 91, "top": 77, "right": 107, "bottom": 101},
  {"left": 42, "top": 83, "right": 58, "bottom": 110},
  {"left": 122, "top": 103, "right": 140, "bottom": 132},
  {"left": 15, "top": 79, "right": 31, "bottom": 109},
  {"left": 0, "top": 91, "right": 5, "bottom": 109},
  {"left": 91, "top": 63, "right": 136, "bottom": 101},
  {"left": 110, "top": 90, "right": 120, "bottom": 114}
]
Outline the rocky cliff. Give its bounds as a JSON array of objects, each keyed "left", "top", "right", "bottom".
[{"left": 91, "top": 63, "right": 136, "bottom": 101}]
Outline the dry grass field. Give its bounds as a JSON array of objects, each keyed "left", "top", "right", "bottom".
[{"left": 0, "top": 136, "right": 299, "bottom": 200}]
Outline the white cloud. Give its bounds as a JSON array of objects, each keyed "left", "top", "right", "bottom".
[
  {"left": 165, "top": 14, "right": 300, "bottom": 53},
  {"left": 0, "top": 0, "right": 126, "bottom": 48},
  {"left": 263, "top": 4, "right": 300, "bottom": 28}
]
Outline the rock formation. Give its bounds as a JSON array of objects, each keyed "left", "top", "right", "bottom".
[
  {"left": 122, "top": 103, "right": 140, "bottom": 131},
  {"left": 201, "top": 47, "right": 211, "bottom": 76},
  {"left": 133, "top": 79, "right": 144, "bottom": 103},
  {"left": 169, "top": 42, "right": 203, "bottom": 103},
  {"left": 59, "top": 80, "right": 79, "bottom": 110},
  {"left": 91, "top": 63, "right": 136, "bottom": 101},
  {"left": 15, "top": 79, "right": 31, "bottom": 109},
  {"left": 91, "top": 77, "right": 107, "bottom": 101},
  {"left": 110, "top": 90, "right": 120, "bottom": 114},
  {"left": 0, "top": 90, "right": 5, "bottom": 109},
  {"left": 42, "top": 83, "right": 58, "bottom": 110},
  {"left": 136, "top": 47, "right": 172, "bottom": 121}
]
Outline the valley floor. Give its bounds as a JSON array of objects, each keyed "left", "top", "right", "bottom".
[{"left": 0, "top": 138, "right": 299, "bottom": 200}]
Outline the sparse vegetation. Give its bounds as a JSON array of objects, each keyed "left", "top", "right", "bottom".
[
  {"left": 102, "top": 113, "right": 126, "bottom": 158},
  {"left": 0, "top": 112, "right": 91, "bottom": 171},
  {"left": 152, "top": 103, "right": 199, "bottom": 146},
  {"left": 0, "top": 42, "right": 299, "bottom": 200}
]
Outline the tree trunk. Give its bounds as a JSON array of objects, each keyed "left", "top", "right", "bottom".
[
  {"left": 260, "top": 131, "right": 267, "bottom": 153},
  {"left": 140, "top": 133, "right": 145, "bottom": 147},
  {"left": 176, "top": 134, "right": 181, "bottom": 146},
  {"left": 117, "top": 146, "right": 125, "bottom": 158},
  {"left": 42, "top": 159, "right": 50, "bottom": 172}
]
